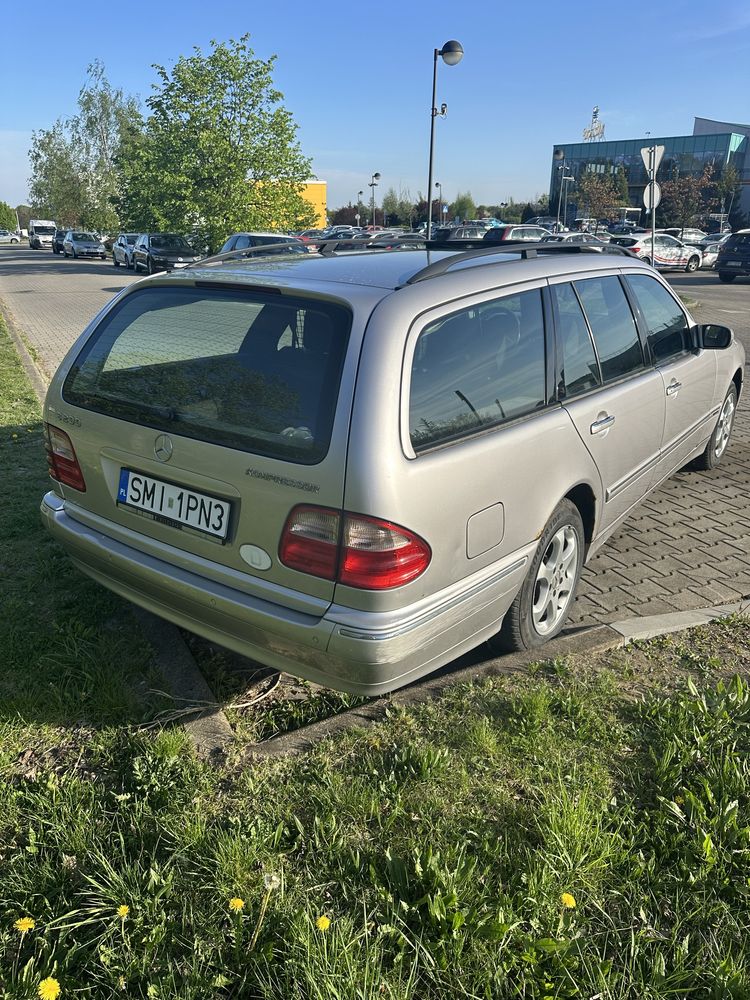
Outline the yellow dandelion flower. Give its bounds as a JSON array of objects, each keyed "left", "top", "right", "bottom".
[
  {"left": 14, "top": 916, "right": 36, "bottom": 933},
  {"left": 315, "top": 914, "right": 331, "bottom": 932},
  {"left": 560, "top": 892, "right": 577, "bottom": 910},
  {"left": 228, "top": 897, "right": 245, "bottom": 913},
  {"left": 38, "top": 978, "right": 61, "bottom": 1000},
  {"left": 117, "top": 904, "right": 130, "bottom": 919}
]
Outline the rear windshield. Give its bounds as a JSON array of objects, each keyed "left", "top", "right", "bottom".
[
  {"left": 62, "top": 286, "right": 352, "bottom": 464},
  {"left": 722, "top": 234, "right": 750, "bottom": 249}
]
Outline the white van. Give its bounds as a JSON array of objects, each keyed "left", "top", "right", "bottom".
[{"left": 29, "top": 219, "right": 57, "bottom": 249}]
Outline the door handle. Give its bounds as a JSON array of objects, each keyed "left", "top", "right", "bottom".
[
  {"left": 590, "top": 414, "right": 615, "bottom": 434},
  {"left": 666, "top": 380, "right": 682, "bottom": 396}
]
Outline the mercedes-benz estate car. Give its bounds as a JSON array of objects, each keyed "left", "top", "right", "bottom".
[{"left": 40, "top": 244, "right": 744, "bottom": 695}]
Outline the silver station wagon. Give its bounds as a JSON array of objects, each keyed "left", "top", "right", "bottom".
[{"left": 41, "top": 244, "right": 744, "bottom": 694}]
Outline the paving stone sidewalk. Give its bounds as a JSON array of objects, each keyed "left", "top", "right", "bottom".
[{"left": 1, "top": 251, "right": 748, "bottom": 628}]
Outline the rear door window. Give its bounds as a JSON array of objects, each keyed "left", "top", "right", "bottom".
[
  {"left": 550, "top": 283, "right": 601, "bottom": 396},
  {"left": 409, "top": 288, "right": 546, "bottom": 451},
  {"left": 574, "top": 275, "right": 644, "bottom": 382},
  {"left": 63, "top": 286, "right": 352, "bottom": 464}
]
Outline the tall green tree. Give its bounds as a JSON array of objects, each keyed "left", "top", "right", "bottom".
[
  {"left": 451, "top": 190, "right": 476, "bottom": 221},
  {"left": 0, "top": 201, "right": 16, "bottom": 230},
  {"left": 615, "top": 166, "right": 629, "bottom": 205},
  {"left": 121, "top": 36, "right": 314, "bottom": 251},
  {"left": 28, "top": 61, "right": 139, "bottom": 232}
]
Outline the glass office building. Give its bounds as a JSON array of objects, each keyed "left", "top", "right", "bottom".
[{"left": 549, "top": 119, "right": 749, "bottom": 225}]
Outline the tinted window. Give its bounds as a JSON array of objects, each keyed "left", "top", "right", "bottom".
[
  {"left": 63, "top": 287, "right": 352, "bottom": 465},
  {"left": 409, "top": 289, "right": 546, "bottom": 451},
  {"left": 550, "top": 283, "right": 601, "bottom": 396},
  {"left": 235, "top": 235, "right": 251, "bottom": 250},
  {"left": 625, "top": 274, "right": 691, "bottom": 360},
  {"left": 574, "top": 276, "right": 643, "bottom": 381}
]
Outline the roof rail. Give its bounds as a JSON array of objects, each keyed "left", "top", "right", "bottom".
[
  {"left": 190, "top": 239, "right": 310, "bottom": 268},
  {"left": 405, "top": 241, "right": 635, "bottom": 285}
]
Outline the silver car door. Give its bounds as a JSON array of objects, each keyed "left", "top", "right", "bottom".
[
  {"left": 554, "top": 274, "right": 665, "bottom": 530},
  {"left": 624, "top": 272, "right": 717, "bottom": 474}
]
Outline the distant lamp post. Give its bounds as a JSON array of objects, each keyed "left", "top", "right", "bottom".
[
  {"left": 561, "top": 174, "right": 575, "bottom": 229},
  {"left": 435, "top": 182, "right": 443, "bottom": 227},
  {"left": 355, "top": 189, "right": 363, "bottom": 227},
  {"left": 369, "top": 172, "right": 380, "bottom": 228},
  {"left": 553, "top": 148, "right": 566, "bottom": 230},
  {"left": 426, "top": 39, "right": 463, "bottom": 239}
]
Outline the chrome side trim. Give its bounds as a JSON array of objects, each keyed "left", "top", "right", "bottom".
[
  {"left": 336, "top": 556, "right": 528, "bottom": 642},
  {"left": 659, "top": 409, "right": 717, "bottom": 463},
  {"left": 605, "top": 453, "right": 660, "bottom": 503}
]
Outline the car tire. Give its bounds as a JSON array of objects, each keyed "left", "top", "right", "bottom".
[
  {"left": 718, "top": 272, "right": 736, "bottom": 283},
  {"left": 147, "top": 257, "right": 154, "bottom": 275},
  {"left": 113, "top": 255, "right": 120, "bottom": 267},
  {"left": 133, "top": 258, "right": 139, "bottom": 272},
  {"left": 692, "top": 384, "right": 738, "bottom": 471},
  {"left": 490, "top": 498, "right": 585, "bottom": 653},
  {"left": 685, "top": 256, "right": 700, "bottom": 272},
  {"left": 72, "top": 248, "right": 77, "bottom": 259}
]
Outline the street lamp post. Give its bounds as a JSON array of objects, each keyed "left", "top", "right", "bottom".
[
  {"left": 553, "top": 148, "right": 565, "bottom": 230},
  {"left": 562, "top": 175, "right": 574, "bottom": 229},
  {"left": 355, "top": 190, "right": 363, "bottom": 228},
  {"left": 435, "top": 182, "right": 442, "bottom": 227},
  {"left": 426, "top": 39, "right": 463, "bottom": 239},
  {"left": 369, "top": 173, "right": 380, "bottom": 228}
]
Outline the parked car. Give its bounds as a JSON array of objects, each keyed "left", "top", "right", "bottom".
[
  {"left": 40, "top": 245, "right": 743, "bottom": 695},
  {"left": 609, "top": 233, "right": 702, "bottom": 271},
  {"left": 133, "top": 234, "right": 203, "bottom": 273},
  {"left": 700, "top": 241, "right": 723, "bottom": 269},
  {"left": 716, "top": 230, "right": 750, "bottom": 282},
  {"left": 112, "top": 233, "right": 139, "bottom": 269},
  {"left": 663, "top": 228, "right": 708, "bottom": 247},
  {"left": 0, "top": 229, "right": 20, "bottom": 245},
  {"left": 541, "top": 232, "right": 608, "bottom": 244},
  {"left": 526, "top": 216, "right": 559, "bottom": 228},
  {"left": 62, "top": 230, "right": 107, "bottom": 260},
  {"left": 51, "top": 229, "right": 68, "bottom": 254},
  {"left": 483, "top": 225, "right": 553, "bottom": 243},
  {"left": 218, "top": 232, "right": 308, "bottom": 256}
]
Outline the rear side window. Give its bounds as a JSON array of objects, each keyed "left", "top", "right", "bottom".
[
  {"left": 574, "top": 275, "right": 644, "bottom": 382},
  {"left": 625, "top": 274, "right": 691, "bottom": 361},
  {"left": 409, "top": 289, "right": 546, "bottom": 452},
  {"left": 63, "top": 286, "right": 352, "bottom": 464},
  {"left": 550, "top": 283, "right": 601, "bottom": 396}
]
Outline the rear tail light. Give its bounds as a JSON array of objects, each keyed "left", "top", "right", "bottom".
[
  {"left": 43, "top": 423, "right": 86, "bottom": 491},
  {"left": 279, "top": 505, "right": 431, "bottom": 590}
]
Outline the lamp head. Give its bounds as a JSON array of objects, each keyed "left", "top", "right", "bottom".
[
  {"left": 439, "top": 40, "right": 463, "bottom": 65},
  {"left": 373, "top": 172, "right": 381, "bottom": 181},
  {"left": 553, "top": 148, "right": 565, "bottom": 161}
]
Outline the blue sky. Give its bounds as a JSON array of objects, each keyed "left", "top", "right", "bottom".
[{"left": 3, "top": 0, "right": 750, "bottom": 211}]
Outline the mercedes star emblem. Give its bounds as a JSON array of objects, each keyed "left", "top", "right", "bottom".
[{"left": 154, "top": 434, "right": 173, "bottom": 462}]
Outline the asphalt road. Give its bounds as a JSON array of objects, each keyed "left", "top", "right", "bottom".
[{"left": 1, "top": 246, "right": 749, "bottom": 628}]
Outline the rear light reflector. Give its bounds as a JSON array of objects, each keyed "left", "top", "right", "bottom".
[
  {"left": 43, "top": 423, "right": 86, "bottom": 491},
  {"left": 279, "top": 505, "right": 431, "bottom": 590}
]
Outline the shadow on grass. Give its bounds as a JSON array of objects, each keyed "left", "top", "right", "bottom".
[{"left": 0, "top": 416, "right": 167, "bottom": 730}]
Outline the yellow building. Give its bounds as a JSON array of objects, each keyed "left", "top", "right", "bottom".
[{"left": 301, "top": 181, "right": 326, "bottom": 228}]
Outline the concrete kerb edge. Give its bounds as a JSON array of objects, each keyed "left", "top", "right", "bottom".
[
  {"left": 0, "top": 298, "right": 49, "bottom": 404},
  {"left": 249, "top": 601, "right": 750, "bottom": 759},
  {"left": 1, "top": 299, "right": 235, "bottom": 760}
]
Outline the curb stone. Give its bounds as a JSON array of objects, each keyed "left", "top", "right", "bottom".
[{"left": 248, "top": 602, "right": 750, "bottom": 759}]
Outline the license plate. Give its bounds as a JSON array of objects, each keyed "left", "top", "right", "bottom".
[
  {"left": 727, "top": 261, "right": 742, "bottom": 267},
  {"left": 117, "top": 469, "right": 231, "bottom": 540}
]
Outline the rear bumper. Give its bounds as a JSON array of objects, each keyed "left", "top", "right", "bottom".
[{"left": 41, "top": 492, "right": 528, "bottom": 695}]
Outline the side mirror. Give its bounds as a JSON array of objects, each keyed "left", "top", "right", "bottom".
[{"left": 698, "top": 324, "right": 733, "bottom": 350}]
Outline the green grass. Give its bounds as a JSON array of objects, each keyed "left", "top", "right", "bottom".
[{"left": 3, "top": 310, "right": 750, "bottom": 997}]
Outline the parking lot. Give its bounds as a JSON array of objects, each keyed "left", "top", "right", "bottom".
[{"left": 1, "top": 245, "right": 749, "bottom": 628}]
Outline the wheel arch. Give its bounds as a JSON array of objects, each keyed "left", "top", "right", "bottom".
[
  {"left": 732, "top": 367, "right": 743, "bottom": 400},
  {"left": 564, "top": 483, "right": 597, "bottom": 553}
]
